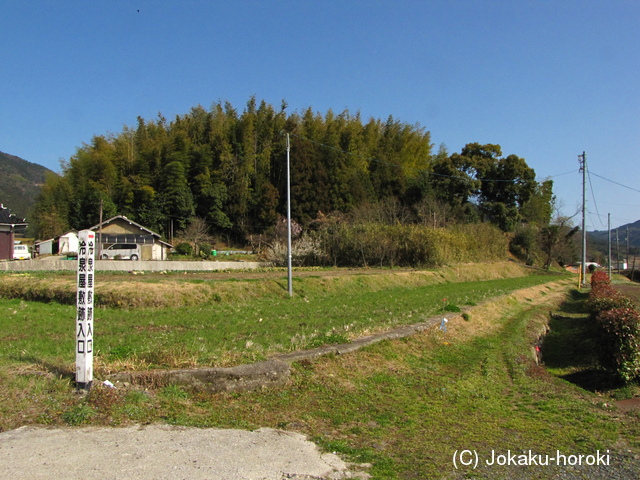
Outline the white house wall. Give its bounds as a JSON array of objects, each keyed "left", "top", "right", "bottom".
[{"left": 59, "top": 233, "right": 79, "bottom": 254}]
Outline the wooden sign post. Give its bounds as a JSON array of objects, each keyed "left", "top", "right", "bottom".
[{"left": 76, "top": 229, "right": 95, "bottom": 391}]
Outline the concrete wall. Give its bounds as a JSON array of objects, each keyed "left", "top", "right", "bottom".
[{"left": 0, "top": 259, "right": 270, "bottom": 272}]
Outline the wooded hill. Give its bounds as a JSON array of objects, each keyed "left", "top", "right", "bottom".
[
  {"left": 32, "top": 97, "right": 554, "bottom": 250},
  {"left": 0, "top": 151, "right": 54, "bottom": 219},
  {"left": 588, "top": 220, "right": 640, "bottom": 263}
]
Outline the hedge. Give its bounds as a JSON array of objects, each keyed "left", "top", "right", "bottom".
[
  {"left": 596, "top": 307, "right": 640, "bottom": 383},
  {"left": 587, "top": 271, "right": 640, "bottom": 383}
]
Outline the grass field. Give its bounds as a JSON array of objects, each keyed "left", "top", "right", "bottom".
[
  {"left": 1, "top": 268, "right": 564, "bottom": 372},
  {"left": 1, "top": 265, "right": 638, "bottom": 479}
]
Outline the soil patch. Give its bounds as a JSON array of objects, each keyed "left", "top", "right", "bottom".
[
  {"left": 613, "top": 283, "right": 640, "bottom": 305},
  {"left": 616, "top": 397, "right": 640, "bottom": 412}
]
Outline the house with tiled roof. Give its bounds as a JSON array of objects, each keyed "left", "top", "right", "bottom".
[{"left": 90, "top": 215, "right": 173, "bottom": 260}]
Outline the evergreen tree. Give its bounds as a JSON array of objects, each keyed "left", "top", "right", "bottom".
[{"left": 160, "top": 160, "right": 195, "bottom": 232}]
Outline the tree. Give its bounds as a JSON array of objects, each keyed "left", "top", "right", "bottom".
[
  {"left": 414, "top": 195, "right": 453, "bottom": 228},
  {"left": 429, "top": 152, "right": 480, "bottom": 207},
  {"left": 521, "top": 179, "right": 554, "bottom": 226},
  {"left": 32, "top": 172, "right": 72, "bottom": 239},
  {"left": 179, "top": 217, "right": 213, "bottom": 256},
  {"left": 479, "top": 155, "right": 534, "bottom": 204},
  {"left": 133, "top": 185, "right": 163, "bottom": 233},
  {"left": 510, "top": 223, "right": 540, "bottom": 265},
  {"left": 540, "top": 216, "right": 580, "bottom": 269},
  {"left": 289, "top": 108, "right": 330, "bottom": 225},
  {"left": 441, "top": 143, "right": 538, "bottom": 231},
  {"left": 31, "top": 97, "right": 543, "bottom": 246},
  {"left": 160, "top": 161, "right": 195, "bottom": 231}
]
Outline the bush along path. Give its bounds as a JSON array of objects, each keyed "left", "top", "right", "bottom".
[{"left": 585, "top": 271, "right": 640, "bottom": 384}]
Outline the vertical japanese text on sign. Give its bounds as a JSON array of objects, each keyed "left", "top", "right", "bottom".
[{"left": 76, "top": 230, "right": 95, "bottom": 391}]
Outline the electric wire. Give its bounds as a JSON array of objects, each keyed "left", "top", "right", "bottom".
[
  {"left": 548, "top": 168, "right": 580, "bottom": 178},
  {"left": 590, "top": 171, "right": 640, "bottom": 194},
  {"left": 587, "top": 166, "right": 607, "bottom": 228}
]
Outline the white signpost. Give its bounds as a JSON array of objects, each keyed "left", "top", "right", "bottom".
[{"left": 76, "top": 229, "right": 95, "bottom": 391}]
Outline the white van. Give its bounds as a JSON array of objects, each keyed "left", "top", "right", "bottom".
[
  {"left": 100, "top": 243, "right": 140, "bottom": 260},
  {"left": 13, "top": 244, "right": 31, "bottom": 260}
]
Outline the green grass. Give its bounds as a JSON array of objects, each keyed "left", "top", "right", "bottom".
[
  {"left": 0, "top": 274, "right": 561, "bottom": 370},
  {"left": 2, "top": 285, "right": 632, "bottom": 479},
  {"left": 194, "top": 298, "right": 636, "bottom": 479},
  {"left": 3, "top": 269, "right": 636, "bottom": 479}
]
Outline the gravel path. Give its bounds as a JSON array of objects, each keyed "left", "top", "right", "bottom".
[{"left": 0, "top": 425, "right": 369, "bottom": 480}]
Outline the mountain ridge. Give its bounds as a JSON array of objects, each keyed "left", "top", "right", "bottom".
[
  {"left": 588, "top": 219, "right": 640, "bottom": 254},
  {"left": 0, "top": 150, "right": 56, "bottom": 219}
]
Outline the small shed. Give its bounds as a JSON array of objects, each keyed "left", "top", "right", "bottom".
[
  {"left": 34, "top": 238, "right": 54, "bottom": 256},
  {"left": 58, "top": 230, "right": 79, "bottom": 255},
  {"left": 90, "top": 216, "right": 172, "bottom": 260},
  {"left": 0, "top": 204, "right": 28, "bottom": 260},
  {"left": 35, "top": 230, "right": 79, "bottom": 256}
]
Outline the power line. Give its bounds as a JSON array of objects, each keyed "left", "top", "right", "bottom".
[
  {"left": 547, "top": 168, "right": 580, "bottom": 178},
  {"left": 590, "top": 171, "right": 640, "bottom": 194},
  {"left": 586, "top": 166, "right": 607, "bottom": 228},
  {"left": 600, "top": 201, "right": 640, "bottom": 208}
]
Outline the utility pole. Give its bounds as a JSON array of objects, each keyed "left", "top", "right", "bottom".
[
  {"left": 286, "top": 133, "right": 293, "bottom": 297},
  {"left": 616, "top": 228, "right": 620, "bottom": 274},
  {"left": 627, "top": 225, "right": 630, "bottom": 271},
  {"left": 98, "top": 198, "right": 103, "bottom": 260},
  {"left": 579, "top": 152, "right": 587, "bottom": 286},
  {"left": 608, "top": 213, "right": 612, "bottom": 279}
]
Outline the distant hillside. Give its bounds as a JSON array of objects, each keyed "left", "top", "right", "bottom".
[
  {"left": 0, "top": 151, "right": 56, "bottom": 219},
  {"left": 589, "top": 220, "right": 640, "bottom": 253}
]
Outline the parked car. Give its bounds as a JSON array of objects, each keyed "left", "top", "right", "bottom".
[
  {"left": 13, "top": 244, "right": 31, "bottom": 260},
  {"left": 100, "top": 243, "right": 140, "bottom": 260}
]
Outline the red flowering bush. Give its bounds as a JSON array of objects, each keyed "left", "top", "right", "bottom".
[
  {"left": 596, "top": 307, "right": 640, "bottom": 383},
  {"left": 590, "top": 270, "right": 610, "bottom": 289},
  {"left": 586, "top": 286, "right": 635, "bottom": 318}
]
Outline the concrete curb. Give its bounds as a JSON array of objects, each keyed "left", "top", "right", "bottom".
[
  {"left": 107, "top": 315, "right": 449, "bottom": 393},
  {"left": 273, "top": 317, "right": 443, "bottom": 363},
  {"left": 108, "top": 359, "right": 291, "bottom": 393}
]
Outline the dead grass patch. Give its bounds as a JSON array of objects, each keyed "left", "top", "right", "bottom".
[{"left": 437, "top": 279, "right": 572, "bottom": 343}]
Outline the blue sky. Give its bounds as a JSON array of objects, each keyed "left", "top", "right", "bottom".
[{"left": 1, "top": 1, "right": 639, "bottom": 229}]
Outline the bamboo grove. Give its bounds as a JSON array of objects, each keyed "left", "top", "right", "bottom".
[{"left": 32, "top": 97, "right": 557, "bottom": 264}]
